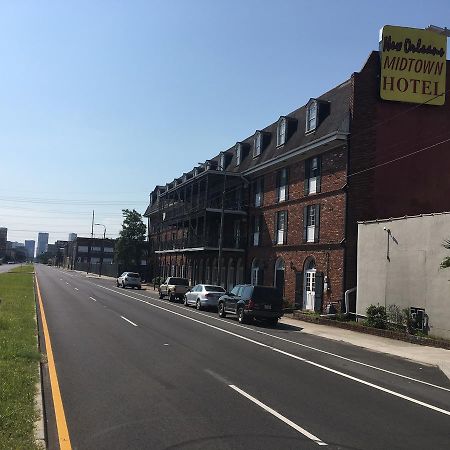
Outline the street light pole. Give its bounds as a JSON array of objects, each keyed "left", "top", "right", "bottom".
[{"left": 94, "top": 223, "right": 106, "bottom": 277}]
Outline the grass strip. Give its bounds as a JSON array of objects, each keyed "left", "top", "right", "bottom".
[{"left": 0, "top": 264, "right": 42, "bottom": 450}]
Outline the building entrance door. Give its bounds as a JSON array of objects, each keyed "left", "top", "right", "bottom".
[{"left": 304, "top": 269, "right": 316, "bottom": 310}]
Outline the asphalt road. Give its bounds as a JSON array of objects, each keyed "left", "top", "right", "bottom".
[
  {"left": 0, "top": 262, "right": 24, "bottom": 273},
  {"left": 35, "top": 265, "right": 450, "bottom": 450}
]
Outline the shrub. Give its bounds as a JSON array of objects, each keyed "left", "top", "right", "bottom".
[
  {"left": 151, "top": 276, "right": 163, "bottom": 286},
  {"left": 402, "top": 308, "right": 417, "bottom": 335},
  {"left": 366, "top": 304, "right": 387, "bottom": 329}
]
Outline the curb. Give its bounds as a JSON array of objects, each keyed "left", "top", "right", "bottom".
[{"left": 34, "top": 274, "right": 46, "bottom": 448}]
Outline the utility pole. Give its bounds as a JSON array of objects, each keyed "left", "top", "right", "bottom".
[{"left": 88, "top": 210, "right": 94, "bottom": 274}]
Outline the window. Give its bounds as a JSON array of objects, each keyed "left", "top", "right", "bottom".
[
  {"left": 305, "top": 156, "right": 321, "bottom": 194},
  {"left": 254, "top": 132, "right": 262, "bottom": 157},
  {"left": 252, "top": 215, "right": 261, "bottom": 246},
  {"left": 306, "top": 101, "right": 317, "bottom": 132},
  {"left": 230, "top": 285, "right": 242, "bottom": 296},
  {"left": 233, "top": 220, "right": 241, "bottom": 248},
  {"left": 236, "top": 143, "right": 241, "bottom": 166},
  {"left": 254, "top": 177, "right": 263, "bottom": 207},
  {"left": 277, "top": 167, "right": 288, "bottom": 202},
  {"left": 304, "top": 204, "right": 320, "bottom": 243},
  {"left": 275, "top": 211, "right": 287, "bottom": 244},
  {"left": 277, "top": 117, "right": 286, "bottom": 146}
]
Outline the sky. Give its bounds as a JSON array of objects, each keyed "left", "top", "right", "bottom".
[{"left": 0, "top": 0, "right": 449, "bottom": 245}]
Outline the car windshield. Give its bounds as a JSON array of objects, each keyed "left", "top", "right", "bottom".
[
  {"left": 205, "top": 285, "right": 225, "bottom": 292},
  {"left": 169, "top": 278, "right": 189, "bottom": 285},
  {"left": 127, "top": 273, "right": 140, "bottom": 278}
]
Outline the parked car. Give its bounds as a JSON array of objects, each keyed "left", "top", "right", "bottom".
[
  {"left": 184, "top": 284, "right": 226, "bottom": 310},
  {"left": 158, "top": 277, "right": 190, "bottom": 301},
  {"left": 217, "top": 285, "right": 283, "bottom": 326},
  {"left": 117, "top": 272, "right": 142, "bottom": 289}
]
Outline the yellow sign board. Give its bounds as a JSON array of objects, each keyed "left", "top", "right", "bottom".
[{"left": 379, "top": 25, "right": 447, "bottom": 105}]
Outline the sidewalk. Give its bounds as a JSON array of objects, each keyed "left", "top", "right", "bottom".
[{"left": 281, "top": 315, "right": 450, "bottom": 381}]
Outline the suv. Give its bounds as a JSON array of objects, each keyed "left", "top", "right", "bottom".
[
  {"left": 217, "top": 285, "right": 283, "bottom": 326},
  {"left": 159, "top": 277, "right": 190, "bottom": 302},
  {"left": 117, "top": 272, "right": 142, "bottom": 289}
]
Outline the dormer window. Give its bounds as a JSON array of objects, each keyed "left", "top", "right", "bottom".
[
  {"left": 236, "top": 143, "right": 241, "bottom": 166},
  {"left": 219, "top": 153, "right": 225, "bottom": 170},
  {"left": 254, "top": 132, "right": 262, "bottom": 157},
  {"left": 277, "top": 117, "right": 287, "bottom": 146},
  {"left": 306, "top": 100, "right": 317, "bottom": 133},
  {"left": 193, "top": 167, "right": 198, "bottom": 176}
]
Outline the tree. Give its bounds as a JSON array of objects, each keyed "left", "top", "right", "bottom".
[
  {"left": 116, "top": 209, "right": 147, "bottom": 267},
  {"left": 440, "top": 239, "right": 450, "bottom": 269}
]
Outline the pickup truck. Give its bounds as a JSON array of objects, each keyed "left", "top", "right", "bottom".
[{"left": 158, "top": 277, "right": 190, "bottom": 302}]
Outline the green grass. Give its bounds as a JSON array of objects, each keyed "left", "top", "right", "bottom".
[{"left": 0, "top": 264, "right": 42, "bottom": 450}]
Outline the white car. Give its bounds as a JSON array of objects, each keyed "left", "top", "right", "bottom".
[
  {"left": 117, "top": 272, "right": 142, "bottom": 289},
  {"left": 184, "top": 284, "right": 226, "bottom": 310}
]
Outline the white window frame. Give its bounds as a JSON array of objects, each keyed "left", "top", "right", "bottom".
[
  {"left": 253, "top": 216, "right": 260, "bottom": 246},
  {"left": 254, "top": 178, "right": 263, "bottom": 207},
  {"left": 306, "top": 101, "right": 317, "bottom": 133},
  {"left": 308, "top": 157, "right": 320, "bottom": 194},
  {"left": 276, "top": 211, "right": 287, "bottom": 245},
  {"left": 307, "top": 205, "right": 316, "bottom": 243},
  {"left": 277, "top": 118, "right": 286, "bottom": 146},
  {"left": 278, "top": 167, "right": 288, "bottom": 202},
  {"left": 254, "top": 132, "right": 262, "bottom": 157}
]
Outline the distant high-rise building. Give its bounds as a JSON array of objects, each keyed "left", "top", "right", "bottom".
[
  {"left": 0, "top": 227, "right": 7, "bottom": 259},
  {"left": 36, "top": 233, "right": 49, "bottom": 257},
  {"left": 25, "top": 240, "right": 35, "bottom": 260},
  {"left": 68, "top": 233, "right": 77, "bottom": 241}
]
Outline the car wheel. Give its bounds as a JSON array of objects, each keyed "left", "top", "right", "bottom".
[
  {"left": 122, "top": 281, "right": 126, "bottom": 288},
  {"left": 159, "top": 291, "right": 163, "bottom": 299},
  {"left": 183, "top": 295, "right": 188, "bottom": 306},
  {"left": 169, "top": 291, "right": 175, "bottom": 302},
  {"left": 238, "top": 307, "right": 247, "bottom": 324},
  {"left": 218, "top": 302, "right": 226, "bottom": 318},
  {"left": 116, "top": 281, "right": 120, "bottom": 287},
  {"left": 267, "top": 318, "right": 278, "bottom": 327},
  {"left": 138, "top": 286, "right": 142, "bottom": 290},
  {"left": 196, "top": 299, "right": 202, "bottom": 311}
]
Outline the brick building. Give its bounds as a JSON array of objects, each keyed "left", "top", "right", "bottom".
[{"left": 146, "top": 49, "right": 450, "bottom": 314}]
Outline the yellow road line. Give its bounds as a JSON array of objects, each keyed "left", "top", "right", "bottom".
[{"left": 35, "top": 274, "right": 72, "bottom": 450}]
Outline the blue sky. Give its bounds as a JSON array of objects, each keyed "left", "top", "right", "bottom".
[{"left": 0, "top": 0, "right": 448, "bottom": 243}]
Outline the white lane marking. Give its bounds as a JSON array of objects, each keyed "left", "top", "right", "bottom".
[
  {"left": 89, "top": 297, "right": 97, "bottom": 302},
  {"left": 59, "top": 278, "right": 63, "bottom": 281},
  {"left": 120, "top": 315, "right": 138, "bottom": 327},
  {"left": 92, "top": 284, "right": 450, "bottom": 417},
  {"left": 74, "top": 288, "right": 79, "bottom": 291},
  {"left": 129, "top": 289, "right": 450, "bottom": 393},
  {"left": 230, "top": 384, "right": 327, "bottom": 446}
]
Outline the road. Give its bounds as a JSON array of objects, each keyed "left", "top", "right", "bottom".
[
  {"left": 0, "top": 262, "right": 24, "bottom": 273},
  {"left": 35, "top": 265, "right": 450, "bottom": 450}
]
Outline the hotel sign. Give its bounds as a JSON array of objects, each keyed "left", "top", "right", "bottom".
[{"left": 379, "top": 25, "right": 447, "bottom": 105}]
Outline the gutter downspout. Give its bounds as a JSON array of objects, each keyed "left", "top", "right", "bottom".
[{"left": 320, "top": 286, "right": 356, "bottom": 318}]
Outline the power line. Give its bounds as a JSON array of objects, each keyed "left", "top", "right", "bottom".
[{"left": 348, "top": 136, "right": 450, "bottom": 178}]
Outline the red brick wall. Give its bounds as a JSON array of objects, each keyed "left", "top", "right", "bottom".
[{"left": 247, "top": 145, "right": 347, "bottom": 309}]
